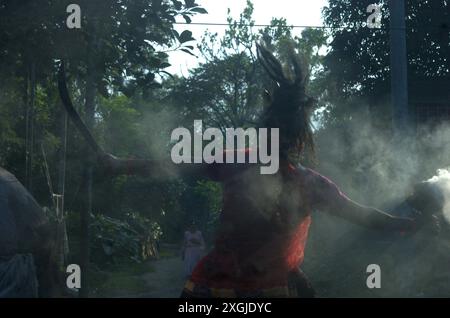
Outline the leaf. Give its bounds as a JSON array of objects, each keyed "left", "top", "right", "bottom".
[
  {"left": 183, "top": 14, "right": 192, "bottom": 24},
  {"left": 178, "top": 30, "right": 195, "bottom": 43},
  {"left": 157, "top": 52, "right": 169, "bottom": 59},
  {"left": 190, "top": 7, "right": 208, "bottom": 14},
  {"left": 148, "top": 57, "right": 162, "bottom": 68},
  {"left": 159, "top": 70, "right": 174, "bottom": 78},
  {"left": 173, "top": 0, "right": 183, "bottom": 10},
  {"left": 180, "top": 48, "right": 196, "bottom": 57},
  {"left": 160, "top": 62, "right": 171, "bottom": 69},
  {"left": 146, "top": 73, "right": 156, "bottom": 82},
  {"left": 184, "top": 0, "right": 196, "bottom": 8}
]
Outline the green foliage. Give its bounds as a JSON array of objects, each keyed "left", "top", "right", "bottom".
[
  {"left": 97, "top": 95, "right": 141, "bottom": 156},
  {"left": 66, "top": 210, "right": 162, "bottom": 266},
  {"left": 90, "top": 213, "right": 142, "bottom": 264},
  {"left": 172, "top": 1, "right": 327, "bottom": 132},
  {"left": 0, "top": 0, "right": 207, "bottom": 246},
  {"left": 89, "top": 212, "right": 161, "bottom": 265},
  {"left": 193, "top": 180, "right": 223, "bottom": 241},
  {"left": 0, "top": 0, "right": 329, "bottom": 252},
  {"left": 125, "top": 211, "right": 163, "bottom": 241},
  {"left": 0, "top": 79, "right": 24, "bottom": 168},
  {"left": 322, "top": 0, "right": 450, "bottom": 124}
]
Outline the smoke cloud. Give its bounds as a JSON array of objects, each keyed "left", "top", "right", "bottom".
[
  {"left": 424, "top": 169, "right": 450, "bottom": 224},
  {"left": 304, "top": 107, "right": 450, "bottom": 297}
]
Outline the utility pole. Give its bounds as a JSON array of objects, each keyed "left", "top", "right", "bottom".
[
  {"left": 389, "top": 1, "right": 418, "bottom": 295},
  {"left": 389, "top": 0, "right": 410, "bottom": 135}
]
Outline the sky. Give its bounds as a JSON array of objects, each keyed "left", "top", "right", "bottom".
[{"left": 167, "top": 0, "right": 329, "bottom": 76}]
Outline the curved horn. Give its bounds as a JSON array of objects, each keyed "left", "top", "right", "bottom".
[
  {"left": 256, "top": 43, "right": 286, "bottom": 84},
  {"left": 57, "top": 62, "right": 103, "bottom": 155}
]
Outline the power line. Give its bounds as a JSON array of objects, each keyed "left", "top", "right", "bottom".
[
  {"left": 173, "top": 21, "right": 450, "bottom": 32},
  {"left": 175, "top": 21, "right": 333, "bottom": 29}
]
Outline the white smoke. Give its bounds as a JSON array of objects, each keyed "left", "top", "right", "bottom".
[{"left": 425, "top": 168, "right": 450, "bottom": 224}]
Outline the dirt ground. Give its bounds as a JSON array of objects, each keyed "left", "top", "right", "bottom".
[
  {"left": 130, "top": 256, "right": 185, "bottom": 298},
  {"left": 100, "top": 217, "right": 450, "bottom": 298}
]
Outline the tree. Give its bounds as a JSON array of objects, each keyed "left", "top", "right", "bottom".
[
  {"left": 322, "top": 0, "right": 450, "bottom": 125},
  {"left": 312, "top": 0, "right": 450, "bottom": 207},
  {"left": 0, "top": 0, "right": 208, "bottom": 296},
  {"left": 170, "top": 0, "right": 328, "bottom": 131},
  {"left": 56, "top": 0, "right": 207, "bottom": 296}
]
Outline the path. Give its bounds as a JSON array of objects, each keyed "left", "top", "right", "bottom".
[{"left": 125, "top": 245, "right": 186, "bottom": 298}]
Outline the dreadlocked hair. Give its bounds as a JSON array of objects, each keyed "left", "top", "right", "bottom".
[{"left": 256, "top": 42, "right": 316, "bottom": 163}]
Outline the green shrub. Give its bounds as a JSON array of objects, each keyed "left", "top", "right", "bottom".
[{"left": 67, "top": 210, "right": 162, "bottom": 266}]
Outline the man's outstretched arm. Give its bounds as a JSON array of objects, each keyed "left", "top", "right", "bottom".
[
  {"left": 98, "top": 153, "right": 221, "bottom": 181},
  {"left": 329, "top": 197, "right": 415, "bottom": 232},
  {"left": 99, "top": 153, "right": 171, "bottom": 177},
  {"left": 305, "top": 168, "right": 415, "bottom": 232}
]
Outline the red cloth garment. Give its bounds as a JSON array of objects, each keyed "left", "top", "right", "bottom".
[
  {"left": 186, "top": 151, "right": 352, "bottom": 294},
  {"left": 189, "top": 216, "right": 312, "bottom": 291}
]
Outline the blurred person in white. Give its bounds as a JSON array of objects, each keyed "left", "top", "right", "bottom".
[{"left": 181, "top": 222, "right": 205, "bottom": 278}]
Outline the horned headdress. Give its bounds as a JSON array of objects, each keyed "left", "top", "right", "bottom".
[{"left": 256, "top": 43, "right": 316, "bottom": 160}]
